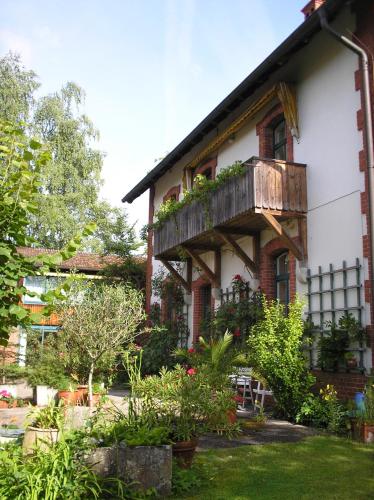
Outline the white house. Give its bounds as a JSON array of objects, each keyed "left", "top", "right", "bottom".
[{"left": 122, "top": 0, "right": 374, "bottom": 398}]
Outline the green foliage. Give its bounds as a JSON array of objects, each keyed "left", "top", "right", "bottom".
[
  {"left": 0, "top": 433, "right": 135, "bottom": 499},
  {"left": 56, "top": 281, "right": 145, "bottom": 400},
  {"left": 0, "top": 363, "right": 28, "bottom": 383},
  {"left": 200, "top": 292, "right": 263, "bottom": 346},
  {"left": 296, "top": 385, "right": 348, "bottom": 434},
  {"left": 27, "top": 401, "right": 65, "bottom": 430},
  {"left": 0, "top": 52, "right": 139, "bottom": 256},
  {"left": 141, "top": 323, "right": 179, "bottom": 375},
  {"left": 248, "top": 298, "right": 315, "bottom": 419},
  {"left": 0, "top": 53, "right": 39, "bottom": 123},
  {"left": 318, "top": 314, "right": 365, "bottom": 371},
  {"left": 172, "top": 458, "right": 214, "bottom": 496},
  {"left": 0, "top": 119, "right": 95, "bottom": 345},
  {"left": 151, "top": 161, "right": 246, "bottom": 229},
  {"left": 95, "top": 420, "right": 171, "bottom": 447}
]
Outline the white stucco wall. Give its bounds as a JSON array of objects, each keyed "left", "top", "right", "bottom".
[{"left": 148, "top": 6, "right": 370, "bottom": 365}]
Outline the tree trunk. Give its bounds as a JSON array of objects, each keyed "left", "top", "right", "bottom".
[{"left": 88, "top": 362, "right": 95, "bottom": 408}]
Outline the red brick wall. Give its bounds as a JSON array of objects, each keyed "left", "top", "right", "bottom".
[
  {"left": 194, "top": 157, "right": 217, "bottom": 179},
  {"left": 163, "top": 185, "right": 181, "bottom": 203},
  {"left": 312, "top": 370, "right": 368, "bottom": 400},
  {"left": 259, "top": 237, "right": 296, "bottom": 300},
  {"left": 256, "top": 103, "right": 294, "bottom": 161}
]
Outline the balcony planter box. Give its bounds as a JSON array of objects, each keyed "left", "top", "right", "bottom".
[
  {"left": 34, "top": 385, "right": 58, "bottom": 406},
  {"left": 23, "top": 426, "right": 60, "bottom": 454}
]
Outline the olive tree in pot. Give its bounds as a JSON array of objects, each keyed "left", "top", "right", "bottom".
[{"left": 57, "top": 281, "right": 145, "bottom": 407}]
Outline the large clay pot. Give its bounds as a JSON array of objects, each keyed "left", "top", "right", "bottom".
[
  {"left": 23, "top": 426, "right": 59, "bottom": 454},
  {"left": 58, "top": 390, "right": 77, "bottom": 405},
  {"left": 76, "top": 386, "right": 88, "bottom": 405},
  {"left": 172, "top": 438, "right": 198, "bottom": 468},
  {"left": 362, "top": 422, "right": 374, "bottom": 443},
  {"left": 227, "top": 409, "right": 237, "bottom": 424}
]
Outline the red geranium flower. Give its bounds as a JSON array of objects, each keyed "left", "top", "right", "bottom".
[
  {"left": 188, "top": 348, "right": 195, "bottom": 353},
  {"left": 187, "top": 368, "right": 197, "bottom": 376},
  {"left": 233, "top": 328, "right": 241, "bottom": 337}
]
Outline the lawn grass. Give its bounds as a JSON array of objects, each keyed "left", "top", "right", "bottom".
[{"left": 172, "top": 436, "right": 374, "bottom": 500}]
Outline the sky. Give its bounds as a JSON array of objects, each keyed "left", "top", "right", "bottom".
[{"left": 0, "top": 0, "right": 306, "bottom": 232}]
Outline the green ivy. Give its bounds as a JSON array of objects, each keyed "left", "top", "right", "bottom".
[
  {"left": 151, "top": 161, "right": 246, "bottom": 230},
  {"left": 0, "top": 120, "right": 95, "bottom": 345}
]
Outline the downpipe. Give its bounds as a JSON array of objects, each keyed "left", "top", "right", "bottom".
[{"left": 318, "top": 6, "right": 374, "bottom": 321}]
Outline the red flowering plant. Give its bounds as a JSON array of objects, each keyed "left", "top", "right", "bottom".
[
  {"left": 0, "top": 389, "right": 15, "bottom": 408},
  {"left": 231, "top": 274, "right": 246, "bottom": 293},
  {"left": 200, "top": 291, "right": 263, "bottom": 347}
]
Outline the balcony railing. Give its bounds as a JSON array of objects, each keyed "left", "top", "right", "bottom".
[{"left": 154, "top": 157, "right": 307, "bottom": 259}]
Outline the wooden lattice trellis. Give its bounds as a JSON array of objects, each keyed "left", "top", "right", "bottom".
[{"left": 305, "top": 258, "right": 366, "bottom": 372}]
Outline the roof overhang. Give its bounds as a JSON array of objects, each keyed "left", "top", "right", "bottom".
[{"left": 122, "top": 0, "right": 346, "bottom": 204}]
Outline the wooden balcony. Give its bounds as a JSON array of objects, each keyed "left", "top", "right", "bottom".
[{"left": 154, "top": 157, "right": 307, "bottom": 263}]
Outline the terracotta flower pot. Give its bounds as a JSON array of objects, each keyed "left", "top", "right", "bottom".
[
  {"left": 172, "top": 438, "right": 198, "bottom": 469},
  {"left": 346, "top": 358, "right": 358, "bottom": 369},
  {"left": 362, "top": 422, "right": 374, "bottom": 443},
  {"left": 0, "top": 399, "right": 17, "bottom": 409},
  {"left": 58, "top": 390, "right": 77, "bottom": 405},
  {"left": 76, "top": 386, "right": 88, "bottom": 405},
  {"left": 227, "top": 409, "right": 237, "bottom": 424}
]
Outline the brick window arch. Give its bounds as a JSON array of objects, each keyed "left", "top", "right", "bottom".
[
  {"left": 259, "top": 237, "right": 296, "bottom": 301},
  {"left": 163, "top": 185, "right": 181, "bottom": 203},
  {"left": 191, "top": 157, "right": 217, "bottom": 186},
  {"left": 256, "top": 103, "right": 294, "bottom": 161}
]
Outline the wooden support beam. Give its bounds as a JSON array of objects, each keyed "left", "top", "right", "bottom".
[
  {"left": 261, "top": 211, "right": 303, "bottom": 261},
  {"left": 181, "top": 246, "right": 219, "bottom": 287},
  {"left": 214, "top": 229, "right": 258, "bottom": 275},
  {"left": 298, "top": 218, "right": 308, "bottom": 265},
  {"left": 160, "top": 259, "right": 191, "bottom": 293},
  {"left": 214, "top": 226, "right": 259, "bottom": 237}
]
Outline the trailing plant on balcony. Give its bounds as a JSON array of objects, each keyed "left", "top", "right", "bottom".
[{"left": 150, "top": 161, "right": 246, "bottom": 230}]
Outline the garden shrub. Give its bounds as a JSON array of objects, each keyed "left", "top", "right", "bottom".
[
  {"left": 140, "top": 322, "right": 180, "bottom": 375},
  {"left": 248, "top": 298, "right": 315, "bottom": 419},
  {"left": 296, "top": 385, "right": 348, "bottom": 433}
]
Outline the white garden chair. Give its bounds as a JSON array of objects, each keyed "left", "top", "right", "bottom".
[{"left": 252, "top": 380, "right": 273, "bottom": 412}]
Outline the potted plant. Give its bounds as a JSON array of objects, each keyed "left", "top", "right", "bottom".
[
  {"left": 57, "top": 379, "right": 78, "bottom": 405},
  {"left": 27, "top": 365, "right": 63, "bottom": 406},
  {"left": 23, "top": 401, "right": 64, "bottom": 454},
  {"left": 345, "top": 352, "right": 358, "bottom": 370},
  {"left": 357, "top": 378, "right": 374, "bottom": 443},
  {"left": 0, "top": 389, "right": 17, "bottom": 409}
]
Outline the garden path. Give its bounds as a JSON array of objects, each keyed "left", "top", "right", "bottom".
[{"left": 198, "top": 418, "right": 318, "bottom": 450}]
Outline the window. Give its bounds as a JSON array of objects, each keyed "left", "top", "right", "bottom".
[
  {"left": 272, "top": 119, "right": 287, "bottom": 160},
  {"left": 201, "top": 284, "right": 212, "bottom": 322},
  {"left": 23, "top": 276, "right": 62, "bottom": 304},
  {"left": 20, "top": 325, "right": 60, "bottom": 366},
  {"left": 275, "top": 253, "right": 289, "bottom": 305}
]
